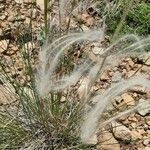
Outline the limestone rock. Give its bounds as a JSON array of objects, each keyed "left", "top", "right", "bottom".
[
  {"left": 145, "top": 116, "right": 150, "bottom": 126},
  {"left": 78, "top": 77, "right": 89, "bottom": 99},
  {"left": 137, "top": 99, "right": 150, "bottom": 116},
  {"left": 0, "top": 3, "right": 5, "bottom": 11},
  {"left": 7, "top": 15, "right": 15, "bottom": 22},
  {"left": 121, "top": 93, "right": 135, "bottom": 106},
  {"left": 81, "top": 25, "right": 90, "bottom": 32},
  {"left": 143, "top": 138, "right": 150, "bottom": 146},
  {"left": 24, "top": 0, "right": 33, "bottom": 4},
  {"left": 145, "top": 59, "right": 150, "bottom": 66},
  {"left": 0, "top": 28, "right": 3, "bottom": 37},
  {"left": 138, "top": 147, "right": 150, "bottom": 150},
  {"left": 0, "top": 0, "right": 6, "bottom": 2},
  {"left": 130, "top": 130, "right": 143, "bottom": 140},
  {"left": 60, "top": 96, "right": 66, "bottom": 102},
  {"left": 97, "top": 131, "right": 120, "bottom": 150},
  {"left": 128, "top": 59, "right": 134, "bottom": 68},
  {"left": 112, "top": 71, "right": 122, "bottom": 82},
  {"left": 113, "top": 96, "right": 125, "bottom": 109},
  {"left": 112, "top": 121, "right": 131, "bottom": 141},
  {"left": 36, "top": 0, "right": 44, "bottom": 10},
  {"left": 141, "top": 65, "right": 150, "bottom": 73},
  {"left": 92, "top": 47, "right": 104, "bottom": 55},
  {"left": 0, "top": 14, "right": 6, "bottom": 20},
  {"left": 0, "top": 40, "right": 9, "bottom": 53},
  {"left": 126, "top": 70, "right": 136, "bottom": 78},
  {"left": 15, "top": 0, "right": 23, "bottom": 3},
  {"left": 29, "top": 8, "right": 37, "bottom": 19},
  {"left": 100, "top": 72, "right": 110, "bottom": 81}
]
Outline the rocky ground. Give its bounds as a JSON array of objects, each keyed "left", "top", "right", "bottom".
[
  {"left": 0, "top": 0, "right": 44, "bottom": 88},
  {"left": 96, "top": 57, "right": 150, "bottom": 150},
  {"left": 0, "top": 0, "right": 150, "bottom": 150}
]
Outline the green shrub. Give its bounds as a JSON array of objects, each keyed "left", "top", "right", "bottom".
[
  {"left": 106, "top": 1, "right": 150, "bottom": 36},
  {"left": 125, "top": 2, "right": 150, "bottom": 35}
]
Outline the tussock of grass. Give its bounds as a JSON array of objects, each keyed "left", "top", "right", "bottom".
[
  {"left": 0, "top": 0, "right": 150, "bottom": 149},
  {"left": 35, "top": 29, "right": 150, "bottom": 145},
  {"left": 105, "top": 0, "right": 150, "bottom": 37}
]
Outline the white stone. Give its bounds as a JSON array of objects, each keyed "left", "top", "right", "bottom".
[
  {"left": 145, "top": 116, "right": 150, "bottom": 126},
  {"left": 100, "top": 72, "right": 110, "bottom": 81},
  {"left": 143, "top": 138, "right": 150, "bottom": 146},
  {"left": 24, "top": 0, "right": 33, "bottom": 3},
  {"left": 92, "top": 46, "right": 104, "bottom": 55},
  {"left": 36, "top": 0, "right": 44, "bottom": 10},
  {"left": 137, "top": 99, "right": 150, "bottom": 116},
  {"left": 0, "top": 28, "right": 2, "bottom": 36},
  {"left": 81, "top": 25, "right": 90, "bottom": 32},
  {"left": 145, "top": 59, "right": 150, "bottom": 66},
  {"left": 112, "top": 121, "right": 131, "bottom": 141},
  {"left": 15, "top": 0, "right": 23, "bottom": 3},
  {"left": 121, "top": 93, "right": 135, "bottom": 106},
  {"left": 78, "top": 77, "right": 89, "bottom": 99},
  {"left": 0, "top": 14, "right": 6, "bottom": 20},
  {"left": 32, "top": 8, "right": 37, "bottom": 19},
  {"left": 131, "top": 130, "right": 142, "bottom": 140},
  {"left": 0, "top": 4, "right": 4, "bottom": 11},
  {"left": 0, "top": 40, "right": 9, "bottom": 53},
  {"left": 60, "top": 96, "right": 66, "bottom": 102},
  {"left": 112, "top": 71, "right": 122, "bottom": 82}
]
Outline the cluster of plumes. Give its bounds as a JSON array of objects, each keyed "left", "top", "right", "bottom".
[
  {"left": 36, "top": 30, "right": 104, "bottom": 97},
  {"left": 36, "top": 0, "right": 150, "bottom": 144},
  {"left": 36, "top": 28, "right": 150, "bottom": 143}
]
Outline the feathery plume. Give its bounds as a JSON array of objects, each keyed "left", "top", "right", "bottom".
[
  {"left": 36, "top": 30, "right": 104, "bottom": 97},
  {"left": 80, "top": 76, "right": 150, "bottom": 143}
]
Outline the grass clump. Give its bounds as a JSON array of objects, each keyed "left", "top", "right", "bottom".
[
  {"left": 0, "top": 0, "right": 150, "bottom": 149},
  {"left": 105, "top": 0, "right": 150, "bottom": 36},
  {"left": 125, "top": 1, "right": 150, "bottom": 35}
]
